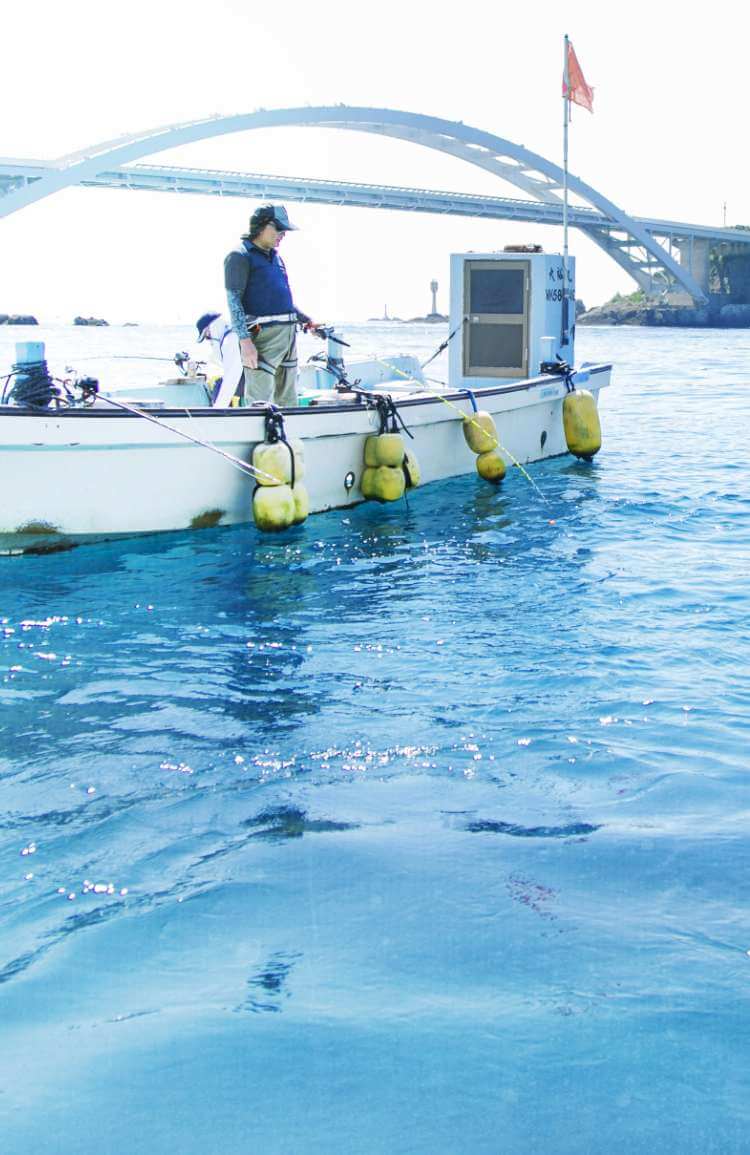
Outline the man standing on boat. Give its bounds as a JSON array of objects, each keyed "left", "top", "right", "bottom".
[{"left": 224, "top": 205, "right": 312, "bottom": 407}]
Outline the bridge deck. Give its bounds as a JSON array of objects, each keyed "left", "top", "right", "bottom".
[{"left": 1, "top": 159, "right": 748, "bottom": 247}]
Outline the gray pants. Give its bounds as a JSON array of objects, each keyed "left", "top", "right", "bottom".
[{"left": 242, "top": 323, "right": 298, "bottom": 407}]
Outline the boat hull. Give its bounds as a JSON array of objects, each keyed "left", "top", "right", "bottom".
[{"left": 0, "top": 366, "right": 610, "bottom": 550}]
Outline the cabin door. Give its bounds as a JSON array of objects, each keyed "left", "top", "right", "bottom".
[{"left": 463, "top": 260, "right": 529, "bottom": 379}]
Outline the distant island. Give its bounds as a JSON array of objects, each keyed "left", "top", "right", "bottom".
[
  {"left": 0, "top": 314, "right": 139, "bottom": 326},
  {"left": 0, "top": 314, "right": 38, "bottom": 325}
]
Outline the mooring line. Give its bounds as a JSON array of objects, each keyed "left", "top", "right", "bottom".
[{"left": 96, "top": 394, "right": 279, "bottom": 484}]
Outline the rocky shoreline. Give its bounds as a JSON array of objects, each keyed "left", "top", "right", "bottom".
[
  {"left": 579, "top": 297, "right": 750, "bottom": 328},
  {"left": 0, "top": 314, "right": 38, "bottom": 325},
  {"left": 1, "top": 314, "right": 111, "bottom": 327}
]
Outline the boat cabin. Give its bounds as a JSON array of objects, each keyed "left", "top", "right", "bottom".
[{"left": 448, "top": 250, "right": 575, "bottom": 387}]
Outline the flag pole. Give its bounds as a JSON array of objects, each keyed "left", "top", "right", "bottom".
[{"left": 562, "top": 33, "right": 570, "bottom": 347}]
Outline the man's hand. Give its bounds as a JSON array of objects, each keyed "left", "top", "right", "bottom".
[{"left": 240, "top": 337, "right": 258, "bottom": 370}]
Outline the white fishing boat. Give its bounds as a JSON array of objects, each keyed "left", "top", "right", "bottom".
[{"left": 0, "top": 249, "right": 610, "bottom": 553}]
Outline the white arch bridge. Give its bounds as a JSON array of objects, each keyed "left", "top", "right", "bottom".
[{"left": 2, "top": 106, "right": 748, "bottom": 305}]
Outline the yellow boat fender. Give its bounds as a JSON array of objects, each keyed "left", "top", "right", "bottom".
[
  {"left": 361, "top": 464, "right": 405, "bottom": 503},
  {"left": 252, "top": 440, "right": 293, "bottom": 486},
  {"left": 463, "top": 410, "right": 498, "bottom": 455},
  {"left": 360, "top": 467, "right": 377, "bottom": 500},
  {"left": 291, "top": 482, "right": 309, "bottom": 524},
  {"left": 364, "top": 432, "right": 406, "bottom": 468},
  {"left": 252, "top": 407, "right": 309, "bottom": 529},
  {"left": 403, "top": 449, "right": 421, "bottom": 488},
  {"left": 476, "top": 449, "right": 507, "bottom": 483},
  {"left": 563, "top": 388, "right": 602, "bottom": 460},
  {"left": 289, "top": 437, "right": 306, "bottom": 481},
  {"left": 361, "top": 396, "right": 415, "bottom": 501},
  {"left": 252, "top": 484, "right": 295, "bottom": 531}
]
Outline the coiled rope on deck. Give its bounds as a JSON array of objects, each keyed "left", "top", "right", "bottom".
[{"left": 1, "top": 360, "right": 59, "bottom": 407}]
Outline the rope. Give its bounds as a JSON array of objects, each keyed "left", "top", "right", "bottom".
[
  {"left": 420, "top": 316, "right": 467, "bottom": 370},
  {"left": 2, "top": 360, "right": 59, "bottom": 407},
  {"left": 541, "top": 357, "right": 576, "bottom": 393},
  {"left": 264, "top": 406, "right": 296, "bottom": 487},
  {"left": 95, "top": 394, "right": 279, "bottom": 484},
  {"left": 370, "top": 394, "right": 414, "bottom": 440}
]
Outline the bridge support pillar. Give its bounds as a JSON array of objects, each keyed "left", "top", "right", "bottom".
[{"left": 676, "top": 237, "right": 711, "bottom": 298}]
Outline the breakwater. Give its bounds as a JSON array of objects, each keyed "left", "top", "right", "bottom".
[{"left": 580, "top": 297, "right": 750, "bottom": 328}]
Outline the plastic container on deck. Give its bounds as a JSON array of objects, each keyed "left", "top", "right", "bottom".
[{"left": 15, "top": 341, "right": 45, "bottom": 365}]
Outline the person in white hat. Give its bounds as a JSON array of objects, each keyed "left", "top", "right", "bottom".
[{"left": 195, "top": 312, "right": 243, "bottom": 407}]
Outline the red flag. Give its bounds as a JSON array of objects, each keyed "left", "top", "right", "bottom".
[{"left": 563, "top": 42, "right": 594, "bottom": 112}]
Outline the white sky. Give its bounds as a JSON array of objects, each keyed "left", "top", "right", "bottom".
[{"left": 1, "top": 0, "right": 746, "bottom": 324}]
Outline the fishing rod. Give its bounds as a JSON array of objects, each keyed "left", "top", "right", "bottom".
[
  {"left": 112, "top": 354, "right": 190, "bottom": 363},
  {"left": 61, "top": 353, "right": 199, "bottom": 379},
  {"left": 305, "top": 324, "right": 350, "bottom": 347},
  {"left": 62, "top": 354, "right": 190, "bottom": 364}
]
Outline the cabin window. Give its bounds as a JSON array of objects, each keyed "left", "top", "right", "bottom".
[
  {"left": 469, "top": 268, "right": 525, "bottom": 315},
  {"left": 467, "top": 323, "right": 524, "bottom": 369},
  {"left": 463, "top": 261, "right": 529, "bottom": 377}
]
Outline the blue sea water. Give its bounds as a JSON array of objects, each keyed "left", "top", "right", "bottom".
[{"left": 1, "top": 322, "right": 749, "bottom": 1153}]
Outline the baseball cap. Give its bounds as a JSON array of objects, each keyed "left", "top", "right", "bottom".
[
  {"left": 196, "top": 312, "right": 220, "bottom": 341},
  {"left": 245, "top": 204, "right": 299, "bottom": 237}
]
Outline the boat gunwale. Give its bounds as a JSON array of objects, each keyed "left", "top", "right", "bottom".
[{"left": 0, "top": 363, "right": 612, "bottom": 420}]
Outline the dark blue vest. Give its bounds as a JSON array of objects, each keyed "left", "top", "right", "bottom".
[{"left": 235, "top": 241, "right": 294, "bottom": 319}]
